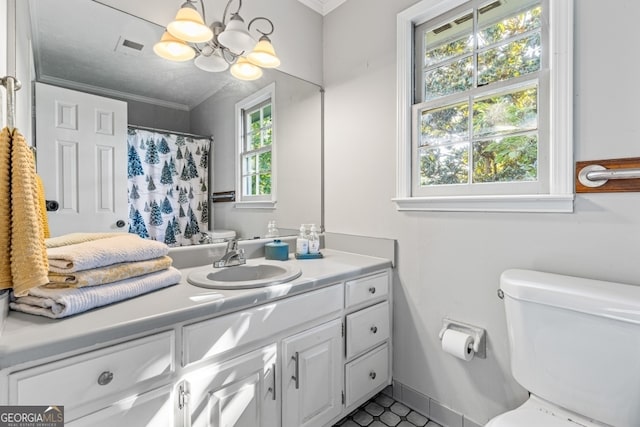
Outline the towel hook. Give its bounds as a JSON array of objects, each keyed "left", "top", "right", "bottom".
[{"left": 1, "top": 76, "right": 22, "bottom": 131}]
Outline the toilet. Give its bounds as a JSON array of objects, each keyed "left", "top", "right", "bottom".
[
  {"left": 487, "top": 269, "right": 640, "bottom": 427},
  {"left": 210, "top": 229, "right": 236, "bottom": 243}
]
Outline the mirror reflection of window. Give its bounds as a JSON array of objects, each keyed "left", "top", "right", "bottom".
[{"left": 236, "top": 83, "right": 276, "bottom": 206}]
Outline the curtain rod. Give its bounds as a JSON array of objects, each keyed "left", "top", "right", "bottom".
[{"left": 128, "top": 124, "right": 212, "bottom": 141}]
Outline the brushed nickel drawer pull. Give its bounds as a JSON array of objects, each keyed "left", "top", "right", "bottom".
[
  {"left": 292, "top": 352, "right": 300, "bottom": 389},
  {"left": 97, "top": 371, "right": 113, "bottom": 386}
]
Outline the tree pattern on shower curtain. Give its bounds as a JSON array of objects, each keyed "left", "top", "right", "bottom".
[{"left": 127, "top": 128, "right": 210, "bottom": 246}]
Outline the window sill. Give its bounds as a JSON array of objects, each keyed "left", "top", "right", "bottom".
[
  {"left": 392, "top": 194, "right": 574, "bottom": 213},
  {"left": 234, "top": 200, "right": 276, "bottom": 209}
]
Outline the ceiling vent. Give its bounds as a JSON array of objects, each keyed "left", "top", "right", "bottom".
[{"left": 114, "top": 36, "right": 144, "bottom": 56}]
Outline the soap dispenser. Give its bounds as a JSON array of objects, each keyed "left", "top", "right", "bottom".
[
  {"left": 296, "top": 225, "right": 309, "bottom": 255},
  {"left": 308, "top": 225, "right": 320, "bottom": 254},
  {"left": 266, "top": 220, "right": 279, "bottom": 238}
]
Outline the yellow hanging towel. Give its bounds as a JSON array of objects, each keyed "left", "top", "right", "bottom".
[
  {"left": 0, "top": 128, "right": 12, "bottom": 290},
  {"left": 9, "top": 129, "right": 49, "bottom": 296}
]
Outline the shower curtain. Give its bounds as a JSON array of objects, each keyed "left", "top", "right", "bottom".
[{"left": 127, "top": 127, "right": 211, "bottom": 246}]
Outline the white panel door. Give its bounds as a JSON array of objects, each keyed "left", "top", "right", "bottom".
[
  {"left": 35, "top": 82, "right": 128, "bottom": 236},
  {"left": 183, "top": 344, "right": 278, "bottom": 427},
  {"left": 282, "top": 319, "right": 343, "bottom": 427}
]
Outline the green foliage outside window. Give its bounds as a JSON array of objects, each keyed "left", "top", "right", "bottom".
[
  {"left": 418, "top": 2, "right": 541, "bottom": 187},
  {"left": 243, "top": 101, "right": 273, "bottom": 197}
]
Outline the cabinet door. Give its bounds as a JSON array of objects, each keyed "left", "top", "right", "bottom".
[
  {"left": 282, "top": 319, "right": 342, "bottom": 427},
  {"left": 183, "top": 344, "right": 278, "bottom": 427}
]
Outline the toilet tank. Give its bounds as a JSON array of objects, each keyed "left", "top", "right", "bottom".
[{"left": 500, "top": 269, "right": 640, "bottom": 427}]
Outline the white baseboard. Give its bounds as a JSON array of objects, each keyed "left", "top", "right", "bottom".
[{"left": 392, "top": 380, "right": 483, "bottom": 427}]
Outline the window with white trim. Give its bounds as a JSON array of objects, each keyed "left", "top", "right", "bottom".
[
  {"left": 235, "top": 83, "right": 276, "bottom": 208},
  {"left": 395, "top": 0, "right": 574, "bottom": 212}
]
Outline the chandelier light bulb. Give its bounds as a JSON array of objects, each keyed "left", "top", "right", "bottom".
[
  {"left": 167, "top": 5, "right": 213, "bottom": 43},
  {"left": 247, "top": 36, "right": 280, "bottom": 68},
  {"left": 194, "top": 50, "right": 230, "bottom": 72},
  {"left": 153, "top": 31, "right": 196, "bottom": 61},
  {"left": 217, "top": 15, "right": 256, "bottom": 54},
  {"left": 230, "top": 57, "right": 263, "bottom": 80}
]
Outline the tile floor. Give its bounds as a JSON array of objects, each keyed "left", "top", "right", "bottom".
[{"left": 333, "top": 392, "right": 441, "bottom": 427}]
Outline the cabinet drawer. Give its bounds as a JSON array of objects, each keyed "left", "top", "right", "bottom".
[
  {"left": 345, "top": 271, "right": 389, "bottom": 308},
  {"left": 9, "top": 331, "right": 175, "bottom": 409},
  {"left": 65, "top": 385, "right": 173, "bottom": 427},
  {"left": 346, "top": 301, "right": 389, "bottom": 359},
  {"left": 183, "top": 284, "right": 343, "bottom": 366},
  {"left": 345, "top": 343, "right": 389, "bottom": 407}
]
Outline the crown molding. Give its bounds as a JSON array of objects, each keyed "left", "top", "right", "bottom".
[
  {"left": 37, "top": 75, "right": 191, "bottom": 111},
  {"left": 297, "top": 0, "right": 348, "bottom": 16}
]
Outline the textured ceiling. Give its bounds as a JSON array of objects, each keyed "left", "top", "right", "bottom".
[{"left": 29, "top": 0, "right": 242, "bottom": 110}]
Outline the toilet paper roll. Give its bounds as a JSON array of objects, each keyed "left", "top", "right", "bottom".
[{"left": 441, "top": 329, "right": 474, "bottom": 361}]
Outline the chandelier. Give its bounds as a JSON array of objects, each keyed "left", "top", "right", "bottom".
[{"left": 153, "top": 0, "right": 281, "bottom": 81}]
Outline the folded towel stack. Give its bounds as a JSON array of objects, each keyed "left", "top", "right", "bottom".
[{"left": 10, "top": 233, "right": 182, "bottom": 318}]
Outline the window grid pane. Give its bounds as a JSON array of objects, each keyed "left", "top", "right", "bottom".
[
  {"left": 424, "top": 56, "right": 473, "bottom": 101},
  {"left": 477, "top": 5, "right": 542, "bottom": 48},
  {"left": 419, "top": 102, "right": 469, "bottom": 147},
  {"left": 477, "top": 32, "right": 541, "bottom": 86},
  {"left": 472, "top": 86, "right": 538, "bottom": 139},
  {"left": 424, "top": 9, "right": 473, "bottom": 67},
  {"left": 472, "top": 134, "right": 538, "bottom": 183},
  {"left": 419, "top": 143, "right": 469, "bottom": 186}
]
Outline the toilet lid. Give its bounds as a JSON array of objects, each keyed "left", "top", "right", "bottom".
[
  {"left": 210, "top": 230, "right": 236, "bottom": 241},
  {"left": 486, "top": 396, "right": 602, "bottom": 427}
]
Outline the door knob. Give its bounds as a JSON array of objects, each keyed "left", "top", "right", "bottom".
[
  {"left": 45, "top": 200, "right": 59, "bottom": 211},
  {"left": 116, "top": 220, "right": 126, "bottom": 228}
]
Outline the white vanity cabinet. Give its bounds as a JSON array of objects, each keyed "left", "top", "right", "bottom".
[{"left": 0, "top": 259, "right": 393, "bottom": 427}]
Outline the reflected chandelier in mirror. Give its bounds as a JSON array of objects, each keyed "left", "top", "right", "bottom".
[{"left": 154, "top": 0, "right": 281, "bottom": 80}]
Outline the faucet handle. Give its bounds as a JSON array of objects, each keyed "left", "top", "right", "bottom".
[{"left": 226, "top": 238, "right": 238, "bottom": 251}]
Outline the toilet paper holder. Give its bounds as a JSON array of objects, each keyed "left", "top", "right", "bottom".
[{"left": 438, "top": 318, "right": 486, "bottom": 359}]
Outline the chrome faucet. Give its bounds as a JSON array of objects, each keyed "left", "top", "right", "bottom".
[
  {"left": 213, "top": 238, "right": 246, "bottom": 268},
  {"left": 199, "top": 232, "right": 213, "bottom": 245}
]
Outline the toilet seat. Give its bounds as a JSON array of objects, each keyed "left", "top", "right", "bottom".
[{"left": 486, "top": 395, "right": 605, "bottom": 427}]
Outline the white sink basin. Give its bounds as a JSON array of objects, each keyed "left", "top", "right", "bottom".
[{"left": 187, "top": 263, "right": 302, "bottom": 289}]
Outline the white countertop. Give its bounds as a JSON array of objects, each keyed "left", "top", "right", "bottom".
[{"left": 0, "top": 249, "right": 391, "bottom": 369}]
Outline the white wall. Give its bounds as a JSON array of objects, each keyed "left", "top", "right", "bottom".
[
  {"left": 323, "top": 0, "right": 640, "bottom": 425},
  {"left": 126, "top": 99, "right": 190, "bottom": 133}
]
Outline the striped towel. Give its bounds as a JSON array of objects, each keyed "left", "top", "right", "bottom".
[
  {"left": 46, "top": 256, "right": 173, "bottom": 288},
  {"left": 47, "top": 233, "right": 169, "bottom": 273},
  {"left": 10, "top": 267, "right": 182, "bottom": 318}
]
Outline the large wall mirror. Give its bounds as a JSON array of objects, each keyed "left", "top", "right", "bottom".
[{"left": 17, "top": 0, "right": 323, "bottom": 241}]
